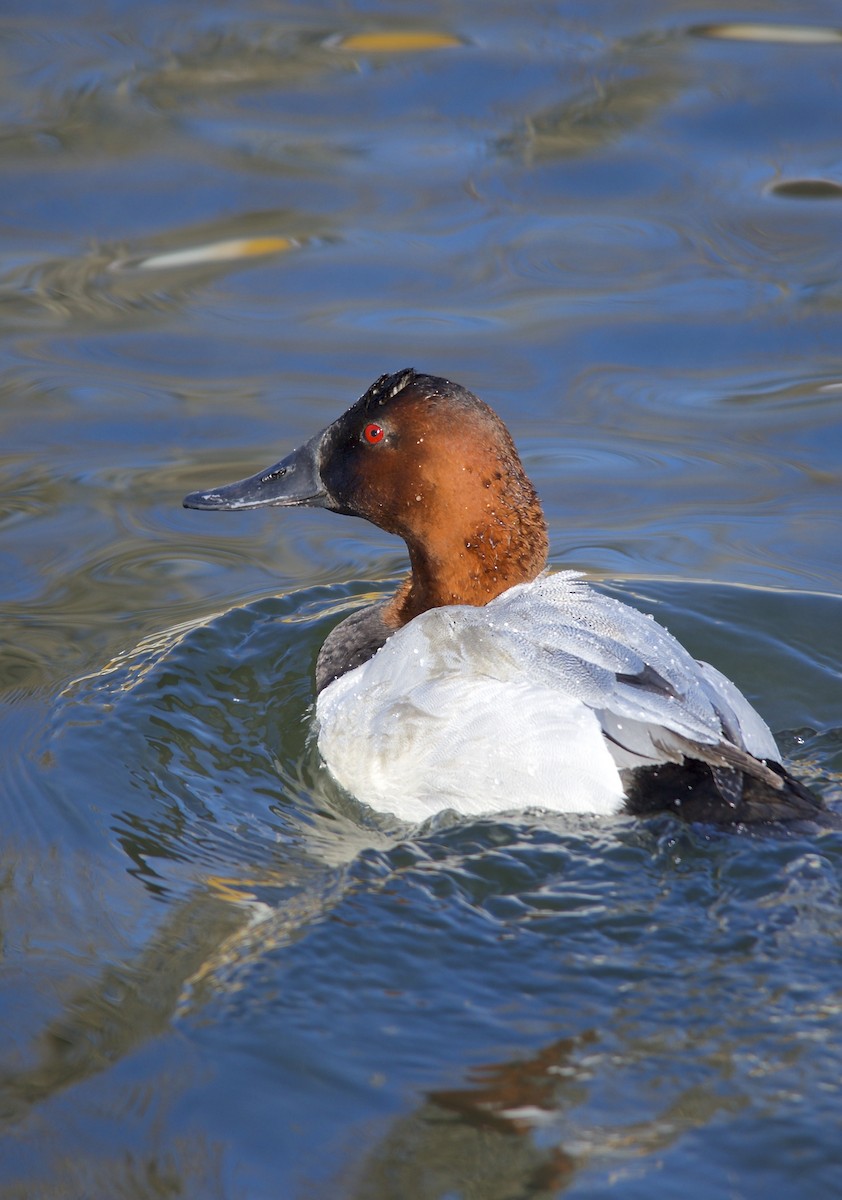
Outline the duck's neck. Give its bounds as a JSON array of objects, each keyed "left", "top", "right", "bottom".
[{"left": 383, "top": 493, "right": 548, "bottom": 628}]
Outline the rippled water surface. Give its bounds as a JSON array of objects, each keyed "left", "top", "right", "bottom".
[{"left": 2, "top": 1, "right": 842, "bottom": 1196}]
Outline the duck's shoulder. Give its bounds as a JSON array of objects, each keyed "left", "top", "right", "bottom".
[
  {"left": 315, "top": 600, "right": 392, "bottom": 693},
  {"left": 312, "top": 573, "right": 580, "bottom": 695}
]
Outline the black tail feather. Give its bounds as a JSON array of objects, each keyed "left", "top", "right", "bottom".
[{"left": 624, "top": 756, "right": 835, "bottom": 826}]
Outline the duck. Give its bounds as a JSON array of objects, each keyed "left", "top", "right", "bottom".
[{"left": 184, "top": 368, "right": 830, "bottom": 826}]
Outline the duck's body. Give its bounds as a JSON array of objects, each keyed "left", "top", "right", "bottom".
[
  {"left": 314, "top": 571, "right": 814, "bottom": 824},
  {"left": 185, "top": 369, "right": 828, "bottom": 826}
]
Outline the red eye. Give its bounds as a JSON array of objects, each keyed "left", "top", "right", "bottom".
[{"left": 363, "top": 422, "right": 385, "bottom": 445}]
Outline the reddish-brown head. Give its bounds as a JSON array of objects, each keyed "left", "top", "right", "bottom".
[
  {"left": 185, "top": 369, "right": 549, "bottom": 626},
  {"left": 317, "top": 370, "right": 548, "bottom": 622}
]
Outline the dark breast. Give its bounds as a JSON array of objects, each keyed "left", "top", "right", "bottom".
[{"left": 315, "top": 601, "right": 393, "bottom": 694}]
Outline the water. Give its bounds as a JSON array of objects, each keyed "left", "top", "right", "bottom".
[{"left": 1, "top": 2, "right": 842, "bottom": 1196}]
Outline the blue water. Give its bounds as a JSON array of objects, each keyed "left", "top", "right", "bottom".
[{"left": 1, "top": 2, "right": 841, "bottom": 1196}]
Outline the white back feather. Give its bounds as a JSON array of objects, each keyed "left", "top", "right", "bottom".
[{"left": 315, "top": 573, "right": 779, "bottom": 820}]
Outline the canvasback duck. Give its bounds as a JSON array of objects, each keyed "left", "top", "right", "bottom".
[{"left": 184, "top": 369, "right": 829, "bottom": 826}]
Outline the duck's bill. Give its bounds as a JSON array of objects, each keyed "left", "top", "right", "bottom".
[{"left": 183, "top": 435, "right": 329, "bottom": 511}]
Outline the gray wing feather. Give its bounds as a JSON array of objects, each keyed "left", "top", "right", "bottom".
[{"left": 475, "top": 573, "right": 779, "bottom": 765}]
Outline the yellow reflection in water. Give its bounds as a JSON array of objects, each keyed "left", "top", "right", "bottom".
[
  {"left": 131, "top": 235, "right": 297, "bottom": 272},
  {"left": 334, "top": 30, "right": 463, "bottom": 53}
]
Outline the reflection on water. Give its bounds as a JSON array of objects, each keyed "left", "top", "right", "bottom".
[
  {"left": 689, "top": 22, "right": 842, "bottom": 45},
  {"left": 501, "top": 57, "right": 684, "bottom": 162},
  {"left": 2, "top": 0, "right": 842, "bottom": 1195},
  {"left": 348, "top": 1027, "right": 752, "bottom": 1199},
  {"left": 0, "top": 210, "right": 321, "bottom": 328},
  {"left": 768, "top": 178, "right": 842, "bottom": 199}
]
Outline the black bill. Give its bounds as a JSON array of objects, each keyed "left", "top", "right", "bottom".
[{"left": 183, "top": 432, "right": 329, "bottom": 511}]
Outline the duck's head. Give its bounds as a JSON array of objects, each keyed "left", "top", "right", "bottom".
[{"left": 184, "top": 369, "right": 548, "bottom": 625}]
